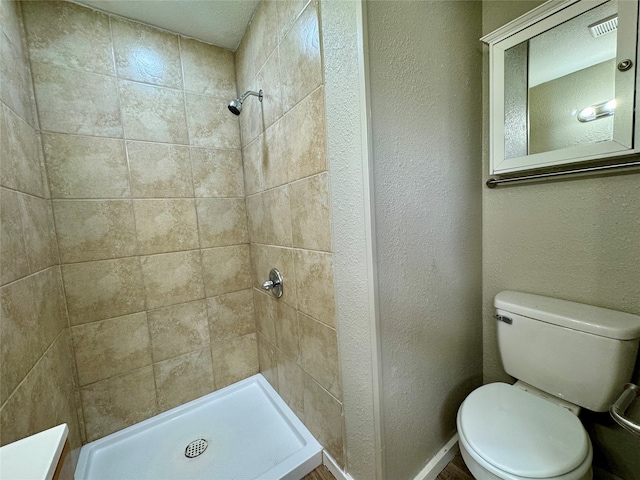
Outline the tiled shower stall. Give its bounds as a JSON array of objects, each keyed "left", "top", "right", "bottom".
[{"left": 0, "top": 0, "right": 343, "bottom": 473}]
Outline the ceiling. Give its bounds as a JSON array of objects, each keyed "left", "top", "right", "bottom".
[{"left": 72, "top": 0, "right": 260, "bottom": 51}]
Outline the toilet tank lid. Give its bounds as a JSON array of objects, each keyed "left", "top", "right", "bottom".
[{"left": 495, "top": 291, "right": 640, "bottom": 340}]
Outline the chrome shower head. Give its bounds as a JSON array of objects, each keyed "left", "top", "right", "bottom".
[
  {"left": 228, "top": 99, "right": 242, "bottom": 115},
  {"left": 228, "top": 89, "right": 263, "bottom": 116}
]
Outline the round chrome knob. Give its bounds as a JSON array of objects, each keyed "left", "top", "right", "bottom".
[{"left": 261, "top": 269, "right": 283, "bottom": 298}]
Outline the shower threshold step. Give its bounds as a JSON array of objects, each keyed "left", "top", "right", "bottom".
[{"left": 75, "top": 374, "right": 323, "bottom": 480}]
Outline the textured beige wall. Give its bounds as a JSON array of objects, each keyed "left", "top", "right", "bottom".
[
  {"left": 320, "top": 0, "right": 383, "bottom": 477},
  {"left": 235, "top": 0, "right": 345, "bottom": 466},
  {"left": 482, "top": 2, "right": 640, "bottom": 478},
  {"left": 367, "top": 2, "right": 483, "bottom": 479},
  {"left": 0, "top": 0, "right": 82, "bottom": 476},
  {"left": 20, "top": 0, "right": 258, "bottom": 443}
]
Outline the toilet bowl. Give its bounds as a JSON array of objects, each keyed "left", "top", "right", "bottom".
[
  {"left": 455, "top": 291, "right": 640, "bottom": 480},
  {"left": 456, "top": 383, "right": 592, "bottom": 480}
]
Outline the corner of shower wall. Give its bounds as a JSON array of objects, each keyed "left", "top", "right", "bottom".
[
  {"left": 236, "top": 0, "right": 346, "bottom": 468},
  {"left": 0, "top": 0, "right": 84, "bottom": 475}
]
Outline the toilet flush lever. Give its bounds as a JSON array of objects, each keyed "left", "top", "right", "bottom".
[
  {"left": 494, "top": 314, "right": 512, "bottom": 324},
  {"left": 261, "top": 268, "right": 283, "bottom": 298}
]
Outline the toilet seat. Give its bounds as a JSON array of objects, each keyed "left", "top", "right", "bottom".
[{"left": 457, "top": 383, "right": 591, "bottom": 479}]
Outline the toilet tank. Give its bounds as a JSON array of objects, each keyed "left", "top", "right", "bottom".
[{"left": 495, "top": 291, "right": 640, "bottom": 412}]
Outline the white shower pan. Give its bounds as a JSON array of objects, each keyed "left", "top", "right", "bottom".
[{"left": 75, "top": 374, "right": 322, "bottom": 480}]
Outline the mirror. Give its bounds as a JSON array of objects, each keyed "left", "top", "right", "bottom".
[{"left": 484, "top": 0, "right": 639, "bottom": 176}]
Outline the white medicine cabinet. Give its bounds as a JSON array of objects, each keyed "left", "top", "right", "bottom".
[{"left": 483, "top": 0, "right": 640, "bottom": 177}]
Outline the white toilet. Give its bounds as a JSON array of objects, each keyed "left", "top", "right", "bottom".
[{"left": 457, "top": 291, "right": 640, "bottom": 480}]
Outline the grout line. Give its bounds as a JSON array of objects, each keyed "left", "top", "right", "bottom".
[{"left": 0, "top": 326, "right": 68, "bottom": 413}]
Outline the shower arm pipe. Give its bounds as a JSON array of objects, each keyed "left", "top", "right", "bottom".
[
  {"left": 486, "top": 159, "right": 640, "bottom": 188},
  {"left": 239, "top": 90, "right": 263, "bottom": 102}
]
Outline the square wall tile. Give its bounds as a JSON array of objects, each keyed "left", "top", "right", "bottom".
[
  {"left": 196, "top": 198, "right": 248, "bottom": 248},
  {"left": 201, "top": 245, "right": 252, "bottom": 297},
  {"left": 294, "top": 250, "right": 335, "bottom": 327},
  {"left": 32, "top": 63, "right": 122, "bottom": 137},
  {"left": 19, "top": 193, "right": 58, "bottom": 273},
  {"left": 278, "top": 2, "right": 322, "bottom": 113},
  {"left": 276, "top": 0, "right": 310, "bottom": 42},
  {"left": 234, "top": 28, "right": 254, "bottom": 95},
  {"left": 303, "top": 375, "right": 344, "bottom": 466},
  {"left": 148, "top": 300, "right": 209, "bottom": 362},
  {"left": 241, "top": 136, "right": 265, "bottom": 195},
  {"left": 22, "top": 1, "right": 114, "bottom": 75},
  {"left": 0, "top": 188, "right": 28, "bottom": 285},
  {"left": 262, "top": 119, "right": 289, "bottom": 189},
  {"left": 112, "top": 17, "right": 182, "bottom": 88},
  {"left": 207, "top": 289, "right": 255, "bottom": 343},
  {"left": 141, "top": 250, "right": 205, "bottom": 310},
  {"left": 119, "top": 80, "right": 188, "bottom": 144},
  {"left": 284, "top": 87, "right": 326, "bottom": 182},
  {"left": 299, "top": 312, "right": 341, "bottom": 399},
  {"left": 0, "top": 0, "right": 25, "bottom": 47},
  {"left": 1, "top": 276, "right": 37, "bottom": 404},
  {"left": 154, "top": 348, "right": 215, "bottom": 412},
  {"left": 0, "top": 268, "right": 67, "bottom": 404},
  {"left": 33, "top": 268, "right": 68, "bottom": 347},
  {"left": 1, "top": 30, "right": 37, "bottom": 127},
  {"left": 253, "top": 289, "right": 276, "bottom": 343},
  {"left": 255, "top": 49, "right": 283, "bottom": 129},
  {"left": 191, "top": 147, "right": 244, "bottom": 198},
  {"left": 186, "top": 92, "right": 240, "bottom": 149},
  {"left": 257, "top": 333, "right": 278, "bottom": 389},
  {"left": 246, "top": 0, "right": 278, "bottom": 78},
  {"left": 47, "top": 330, "right": 82, "bottom": 446},
  {"left": 72, "top": 312, "right": 152, "bottom": 386},
  {"left": 127, "top": 142, "right": 193, "bottom": 198},
  {"left": 276, "top": 349, "right": 304, "bottom": 420},
  {"left": 245, "top": 194, "right": 264, "bottom": 244},
  {"left": 275, "top": 302, "right": 299, "bottom": 362},
  {"left": 1, "top": 334, "right": 59, "bottom": 444},
  {"left": 81, "top": 366, "right": 158, "bottom": 442},
  {"left": 237, "top": 83, "right": 265, "bottom": 147},
  {"left": 133, "top": 199, "right": 199, "bottom": 255},
  {"left": 261, "top": 186, "right": 292, "bottom": 247},
  {"left": 211, "top": 333, "right": 258, "bottom": 389},
  {"left": 248, "top": 187, "right": 293, "bottom": 247},
  {"left": 289, "top": 173, "right": 331, "bottom": 251},
  {"left": 53, "top": 200, "right": 137, "bottom": 263},
  {"left": 180, "top": 38, "right": 235, "bottom": 97},
  {"left": 62, "top": 257, "right": 145, "bottom": 326},
  {"left": 1, "top": 104, "right": 44, "bottom": 196},
  {"left": 43, "top": 133, "right": 129, "bottom": 199}
]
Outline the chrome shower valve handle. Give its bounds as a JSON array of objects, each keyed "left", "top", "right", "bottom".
[{"left": 261, "top": 268, "right": 283, "bottom": 298}]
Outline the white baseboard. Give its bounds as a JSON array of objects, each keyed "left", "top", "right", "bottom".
[
  {"left": 413, "top": 434, "right": 460, "bottom": 480},
  {"left": 322, "top": 451, "right": 355, "bottom": 480},
  {"left": 322, "top": 435, "right": 458, "bottom": 480}
]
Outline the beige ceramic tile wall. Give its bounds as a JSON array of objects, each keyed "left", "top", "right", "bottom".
[
  {"left": 236, "top": 0, "right": 344, "bottom": 466},
  {"left": 0, "top": 0, "right": 82, "bottom": 475},
  {"left": 21, "top": 0, "right": 257, "bottom": 443}
]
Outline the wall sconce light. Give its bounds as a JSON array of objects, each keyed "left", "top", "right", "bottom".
[{"left": 577, "top": 99, "right": 616, "bottom": 123}]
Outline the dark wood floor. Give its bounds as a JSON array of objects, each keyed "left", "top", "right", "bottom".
[
  {"left": 302, "top": 464, "right": 336, "bottom": 480},
  {"left": 302, "top": 452, "right": 473, "bottom": 480},
  {"left": 435, "top": 453, "right": 474, "bottom": 480}
]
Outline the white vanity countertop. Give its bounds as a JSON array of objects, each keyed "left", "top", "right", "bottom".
[{"left": 0, "top": 424, "right": 68, "bottom": 480}]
